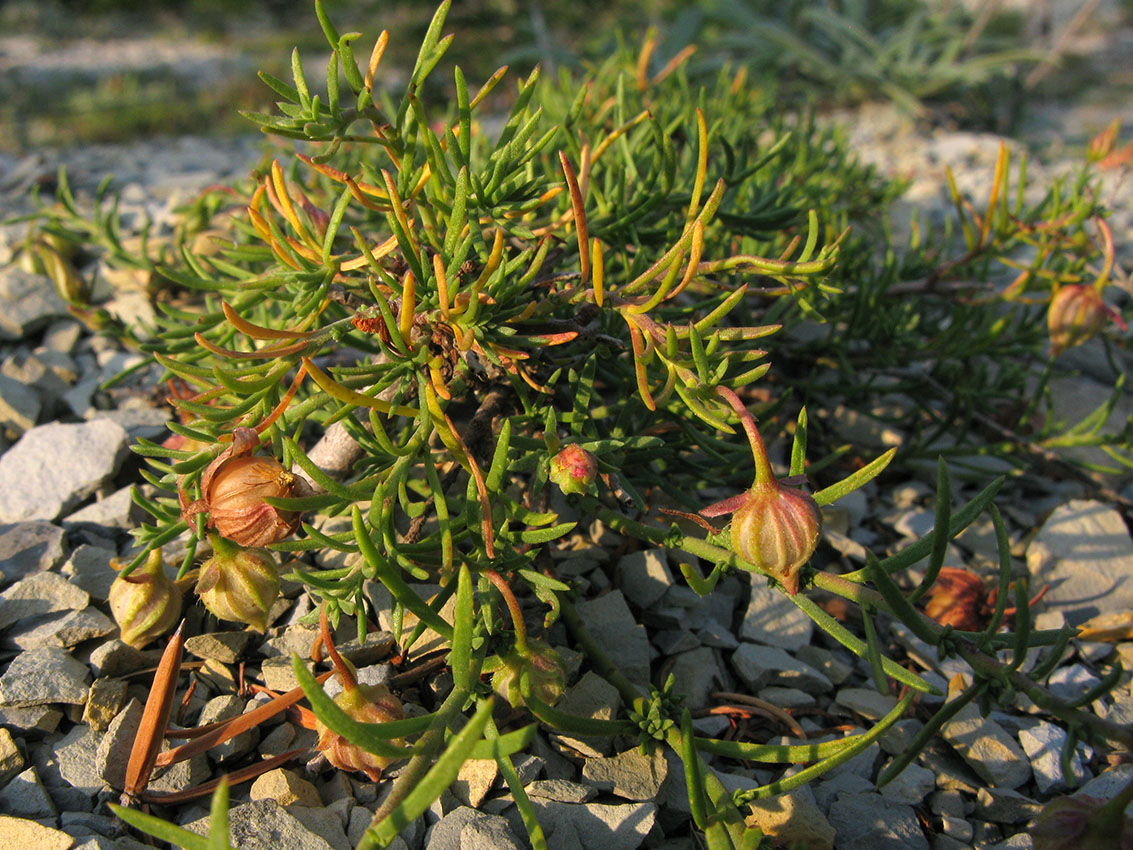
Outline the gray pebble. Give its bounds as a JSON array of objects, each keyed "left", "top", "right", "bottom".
[
  {"left": 0, "top": 647, "right": 90, "bottom": 707},
  {"left": 0, "top": 420, "right": 129, "bottom": 523},
  {"left": 0, "top": 521, "right": 67, "bottom": 584}
]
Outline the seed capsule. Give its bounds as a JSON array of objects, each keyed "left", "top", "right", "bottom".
[
  {"left": 490, "top": 637, "right": 568, "bottom": 709},
  {"left": 181, "top": 428, "right": 311, "bottom": 547},
  {"left": 729, "top": 481, "right": 822, "bottom": 596},
  {"left": 196, "top": 535, "right": 280, "bottom": 632},
  {"left": 109, "top": 549, "right": 182, "bottom": 649},
  {"left": 1048, "top": 284, "right": 1110, "bottom": 357},
  {"left": 315, "top": 681, "right": 406, "bottom": 782}
]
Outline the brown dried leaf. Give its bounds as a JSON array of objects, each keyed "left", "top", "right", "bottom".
[{"left": 125, "top": 620, "right": 186, "bottom": 797}]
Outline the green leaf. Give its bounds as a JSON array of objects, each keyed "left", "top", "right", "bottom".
[
  {"left": 110, "top": 803, "right": 217, "bottom": 850},
  {"left": 292, "top": 654, "right": 418, "bottom": 760},
  {"left": 466, "top": 723, "right": 537, "bottom": 760},
  {"left": 352, "top": 506, "right": 454, "bottom": 640},
  {"left": 366, "top": 697, "right": 495, "bottom": 844},
  {"left": 451, "top": 564, "right": 474, "bottom": 692},
  {"left": 813, "top": 447, "right": 896, "bottom": 506}
]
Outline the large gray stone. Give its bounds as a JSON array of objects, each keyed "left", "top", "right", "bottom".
[
  {"left": 62, "top": 485, "right": 140, "bottom": 534},
  {"left": 1018, "top": 720, "right": 1089, "bottom": 793},
  {"left": 0, "top": 766, "right": 57, "bottom": 818},
  {"left": 550, "top": 672, "right": 621, "bottom": 758},
  {"left": 460, "top": 812, "right": 525, "bottom": 850},
  {"left": 183, "top": 799, "right": 336, "bottom": 850},
  {"left": 581, "top": 747, "right": 668, "bottom": 802},
  {"left": 826, "top": 792, "right": 929, "bottom": 850},
  {"left": 616, "top": 549, "right": 673, "bottom": 610},
  {"left": 574, "top": 591, "right": 651, "bottom": 690},
  {"left": 286, "top": 806, "right": 350, "bottom": 850},
  {"left": 3, "top": 607, "right": 114, "bottom": 649},
  {"left": 1026, "top": 500, "right": 1133, "bottom": 626},
  {"left": 0, "top": 815, "right": 74, "bottom": 850},
  {"left": 0, "top": 420, "right": 129, "bottom": 523},
  {"left": 731, "top": 643, "right": 831, "bottom": 694},
  {"left": 96, "top": 698, "right": 142, "bottom": 791},
  {"left": 60, "top": 544, "right": 119, "bottom": 602},
  {"left": 0, "top": 647, "right": 91, "bottom": 706},
  {"left": 56, "top": 725, "right": 106, "bottom": 804},
  {"left": 0, "top": 268, "right": 70, "bottom": 341},
  {"left": 834, "top": 688, "right": 899, "bottom": 721},
  {"left": 0, "top": 571, "right": 89, "bottom": 630},
  {"left": 88, "top": 639, "right": 162, "bottom": 678},
  {"left": 878, "top": 759, "right": 935, "bottom": 805},
  {"left": 739, "top": 577, "right": 814, "bottom": 649},
  {"left": 529, "top": 800, "right": 657, "bottom": 850},
  {"left": 665, "top": 645, "right": 725, "bottom": 709},
  {"left": 939, "top": 698, "right": 1031, "bottom": 789},
  {"left": 0, "top": 521, "right": 67, "bottom": 585},
  {"left": 427, "top": 807, "right": 523, "bottom": 850},
  {"left": 0, "top": 373, "right": 41, "bottom": 435},
  {"left": 0, "top": 728, "right": 23, "bottom": 787},
  {"left": 745, "top": 783, "right": 834, "bottom": 850}
]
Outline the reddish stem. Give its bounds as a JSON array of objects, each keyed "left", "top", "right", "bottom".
[
  {"left": 319, "top": 604, "right": 357, "bottom": 690},
  {"left": 715, "top": 385, "right": 775, "bottom": 485},
  {"left": 484, "top": 569, "right": 529, "bottom": 653}
]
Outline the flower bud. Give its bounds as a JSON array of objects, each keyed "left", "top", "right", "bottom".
[
  {"left": 1030, "top": 794, "right": 1132, "bottom": 850},
  {"left": 1048, "top": 284, "right": 1122, "bottom": 357},
  {"left": 196, "top": 535, "right": 280, "bottom": 632},
  {"left": 315, "top": 681, "right": 405, "bottom": 781},
  {"left": 181, "top": 428, "right": 311, "bottom": 547},
  {"left": 549, "top": 444, "right": 598, "bottom": 496},
  {"left": 923, "top": 567, "right": 985, "bottom": 631},
  {"left": 730, "top": 481, "right": 821, "bottom": 595},
  {"left": 109, "top": 550, "right": 182, "bottom": 649},
  {"left": 490, "top": 637, "right": 568, "bottom": 709}
]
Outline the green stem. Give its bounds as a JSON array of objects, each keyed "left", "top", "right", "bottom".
[
  {"left": 357, "top": 685, "right": 470, "bottom": 850},
  {"left": 813, "top": 575, "right": 1133, "bottom": 751},
  {"left": 560, "top": 597, "right": 750, "bottom": 847},
  {"left": 594, "top": 507, "right": 670, "bottom": 545}
]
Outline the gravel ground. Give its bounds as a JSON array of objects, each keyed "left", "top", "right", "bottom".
[{"left": 0, "top": 4, "right": 1132, "bottom": 849}]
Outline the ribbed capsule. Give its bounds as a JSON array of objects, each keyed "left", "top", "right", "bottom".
[
  {"left": 181, "top": 427, "right": 310, "bottom": 548},
  {"left": 1048, "top": 284, "right": 1109, "bottom": 357},
  {"left": 1029, "top": 794, "right": 1131, "bottom": 850},
  {"left": 315, "top": 682, "right": 405, "bottom": 782},
  {"left": 196, "top": 537, "right": 280, "bottom": 632},
  {"left": 729, "top": 481, "right": 822, "bottom": 595},
  {"left": 109, "top": 549, "right": 182, "bottom": 649},
  {"left": 490, "top": 637, "right": 568, "bottom": 709}
]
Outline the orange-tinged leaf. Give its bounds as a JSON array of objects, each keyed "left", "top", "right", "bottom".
[
  {"left": 1088, "top": 118, "right": 1120, "bottom": 161},
  {"left": 157, "top": 672, "right": 333, "bottom": 763},
  {"left": 222, "top": 302, "right": 317, "bottom": 341},
  {"left": 340, "top": 234, "right": 399, "bottom": 271},
  {"left": 1100, "top": 140, "right": 1133, "bottom": 170},
  {"left": 194, "top": 332, "right": 310, "bottom": 360},
  {"left": 302, "top": 357, "right": 419, "bottom": 416},
  {"left": 364, "top": 30, "right": 389, "bottom": 90},
  {"left": 560, "top": 151, "right": 590, "bottom": 285},
  {"left": 1077, "top": 611, "right": 1133, "bottom": 642}
]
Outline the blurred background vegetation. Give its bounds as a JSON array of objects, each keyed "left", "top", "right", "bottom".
[{"left": 2, "top": 0, "right": 1127, "bottom": 153}]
